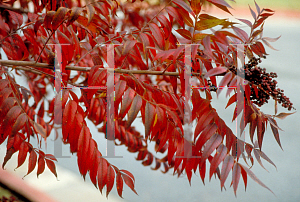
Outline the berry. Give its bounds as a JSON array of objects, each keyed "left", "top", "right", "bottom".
[{"left": 228, "top": 57, "right": 294, "bottom": 110}]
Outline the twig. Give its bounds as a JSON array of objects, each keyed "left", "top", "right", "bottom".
[
  {"left": 0, "top": 60, "right": 204, "bottom": 77},
  {"left": 0, "top": 5, "right": 29, "bottom": 13}
]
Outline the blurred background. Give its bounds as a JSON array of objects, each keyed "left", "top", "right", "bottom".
[{"left": 1, "top": 0, "right": 300, "bottom": 201}]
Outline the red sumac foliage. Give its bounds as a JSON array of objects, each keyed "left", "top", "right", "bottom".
[{"left": 0, "top": 0, "right": 295, "bottom": 199}]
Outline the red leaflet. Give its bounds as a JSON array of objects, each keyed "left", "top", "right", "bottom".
[
  {"left": 249, "top": 5, "right": 257, "bottom": 20},
  {"left": 57, "top": 29, "right": 74, "bottom": 62},
  {"left": 253, "top": 148, "right": 268, "bottom": 171},
  {"left": 142, "top": 153, "right": 154, "bottom": 166},
  {"left": 17, "top": 141, "right": 29, "bottom": 169},
  {"left": 37, "top": 154, "right": 45, "bottom": 178},
  {"left": 232, "top": 27, "right": 249, "bottom": 42},
  {"left": 119, "top": 88, "right": 135, "bottom": 119},
  {"left": 258, "top": 150, "right": 277, "bottom": 169},
  {"left": 144, "top": 102, "right": 155, "bottom": 138},
  {"left": 157, "top": 14, "right": 171, "bottom": 36},
  {"left": 62, "top": 100, "right": 78, "bottom": 143},
  {"left": 52, "top": 7, "right": 69, "bottom": 30},
  {"left": 89, "top": 151, "right": 100, "bottom": 187},
  {"left": 275, "top": 112, "right": 296, "bottom": 120},
  {"left": 69, "top": 113, "right": 83, "bottom": 153},
  {"left": 256, "top": 115, "right": 265, "bottom": 150},
  {"left": 194, "top": 110, "right": 214, "bottom": 141},
  {"left": 176, "top": 29, "right": 192, "bottom": 40},
  {"left": 207, "top": 0, "right": 232, "bottom": 9},
  {"left": 98, "top": 157, "right": 108, "bottom": 194},
  {"left": 225, "top": 93, "right": 236, "bottom": 109},
  {"left": 123, "top": 40, "right": 137, "bottom": 56},
  {"left": 165, "top": 6, "right": 184, "bottom": 27},
  {"left": 196, "top": 123, "right": 218, "bottom": 151},
  {"left": 232, "top": 163, "right": 241, "bottom": 196},
  {"left": 67, "top": 7, "right": 82, "bottom": 26},
  {"left": 0, "top": 106, "right": 22, "bottom": 136},
  {"left": 185, "top": 158, "right": 195, "bottom": 185},
  {"left": 116, "top": 172, "right": 123, "bottom": 198},
  {"left": 205, "top": 66, "right": 227, "bottom": 78},
  {"left": 2, "top": 148, "right": 16, "bottom": 169},
  {"left": 12, "top": 35, "right": 29, "bottom": 60},
  {"left": 249, "top": 115, "right": 257, "bottom": 143},
  {"left": 240, "top": 164, "right": 274, "bottom": 194},
  {"left": 269, "top": 121, "right": 282, "bottom": 149},
  {"left": 126, "top": 94, "right": 142, "bottom": 128},
  {"left": 220, "top": 155, "right": 234, "bottom": 188},
  {"left": 44, "top": 11, "right": 55, "bottom": 30},
  {"left": 209, "top": 144, "right": 228, "bottom": 180},
  {"left": 106, "top": 165, "right": 115, "bottom": 197},
  {"left": 7, "top": 10, "right": 23, "bottom": 26},
  {"left": 172, "top": 0, "right": 193, "bottom": 14},
  {"left": 201, "top": 133, "right": 222, "bottom": 167},
  {"left": 11, "top": 113, "right": 27, "bottom": 137},
  {"left": 45, "top": 154, "right": 57, "bottom": 162},
  {"left": 121, "top": 171, "right": 137, "bottom": 195},
  {"left": 217, "top": 71, "right": 232, "bottom": 97},
  {"left": 149, "top": 23, "right": 165, "bottom": 49},
  {"left": 45, "top": 159, "right": 57, "bottom": 178},
  {"left": 238, "top": 18, "right": 252, "bottom": 27},
  {"left": 86, "top": 139, "right": 97, "bottom": 174},
  {"left": 199, "top": 160, "right": 206, "bottom": 184},
  {"left": 86, "top": 5, "right": 95, "bottom": 25},
  {"left": 78, "top": 125, "right": 91, "bottom": 178}
]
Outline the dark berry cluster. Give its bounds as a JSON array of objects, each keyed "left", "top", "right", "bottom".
[{"left": 230, "top": 57, "right": 294, "bottom": 110}]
